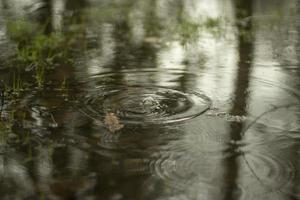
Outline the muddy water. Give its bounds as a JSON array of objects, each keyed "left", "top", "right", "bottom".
[{"left": 0, "top": 0, "right": 299, "bottom": 200}]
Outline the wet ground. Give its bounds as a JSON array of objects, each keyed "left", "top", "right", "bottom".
[{"left": 0, "top": 0, "right": 299, "bottom": 199}]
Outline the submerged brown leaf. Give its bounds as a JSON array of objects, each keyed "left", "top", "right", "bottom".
[{"left": 104, "top": 112, "right": 124, "bottom": 133}]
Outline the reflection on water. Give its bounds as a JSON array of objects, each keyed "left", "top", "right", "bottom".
[
  {"left": 0, "top": 0, "right": 299, "bottom": 199},
  {"left": 79, "top": 79, "right": 212, "bottom": 124}
]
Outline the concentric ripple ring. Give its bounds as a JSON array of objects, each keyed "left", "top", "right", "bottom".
[{"left": 81, "top": 85, "right": 211, "bottom": 124}]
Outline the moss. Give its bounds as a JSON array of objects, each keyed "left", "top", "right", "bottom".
[{"left": 6, "top": 20, "right": 73, "bottom": 88}]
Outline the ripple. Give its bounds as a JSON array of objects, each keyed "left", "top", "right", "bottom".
[
  {"left": 146, "top": 117, "right": 229, "bottom": 190},
  {"left": 148, "top": 153, "right": 211, "bottom": 190},
  {"left": 237, "top": 104, "right": 300, "bottom": 198},
  {"left": 241, "top": 151, "right": 297, "bottom": 197},
  {"left": 81, "top": 85, "right": 211, "bottom": 124}
]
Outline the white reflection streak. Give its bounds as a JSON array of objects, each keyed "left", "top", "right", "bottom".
[
  {"left": 155, "top": 0, "right": 185, "bottom": 87},
  {"left": 0, "top": 1, "right": 6, "bottom": 42},
  {"left": 0, "top": 156, "right": 34, "bottom": 197},
  {"left": 37, "top": 147, "right": 53, "bottom": 194},
  {"left": 155, "top": 0, "right": 179, "bottom": 35},
  {"left": 183, "top": 0, "right": 236, "bottom": 199},
  {"left": 156, "top": 41, "right": 185, "bottom": 87},
  {"left": 183, "top": 0, "right": 220, "bottom": 20},
  {"left": 52, "top": 0, "right": 65, "bottom": 32},
  {"left": 4, "top": 0, "right": 38, "bottom": 16},
  {"left": 158, "top": 41, "right": 184, "bottom": 69},
  {"left": 250, "top": 0, "right": 299, "bottom": 114},
  {"left": 190, "top": 0, "right": 237, "bottom": 104},
  {"left": 128, "top": 1, "right": 146, "bottom": 45},
  {"left": 69, "top": 147, "right": 85, "bottom": 171},
  {"left": 87, "top": 23, "right": 115, "bottom": 75},
  {"left": 154, "top": 0, "right": 237, "bottom": 199}
]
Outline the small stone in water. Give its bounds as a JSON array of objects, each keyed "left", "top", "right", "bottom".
[{"left": 104, "top": 113, "right": 124, "bottom": 133}]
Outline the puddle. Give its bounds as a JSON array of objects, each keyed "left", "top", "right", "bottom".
[{"left": 0, "top": 0, "right": 299, "bottom": 200}]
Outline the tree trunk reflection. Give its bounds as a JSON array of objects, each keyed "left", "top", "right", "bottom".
[{"left": 223, "top": 0, "right": 254, "bottom": 199}]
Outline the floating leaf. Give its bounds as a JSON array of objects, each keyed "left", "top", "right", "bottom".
[{"left": 104, "top": 112, "right": 124, "bottom": 133}]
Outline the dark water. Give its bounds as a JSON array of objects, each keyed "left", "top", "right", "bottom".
[{"left": 0, "top": 0, "right": 300, "bottom": 199}]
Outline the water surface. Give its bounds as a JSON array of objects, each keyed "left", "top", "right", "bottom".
[{"left": 0, "top": 0, "right": 299, "bottom": 199}]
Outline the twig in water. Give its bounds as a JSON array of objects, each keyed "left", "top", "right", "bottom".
[
  {"left": 241, "top": 103, "right": 300, "bottom": 136},
  {"left": 78, "top": 109, "right": 103, "bottom": 126}
]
